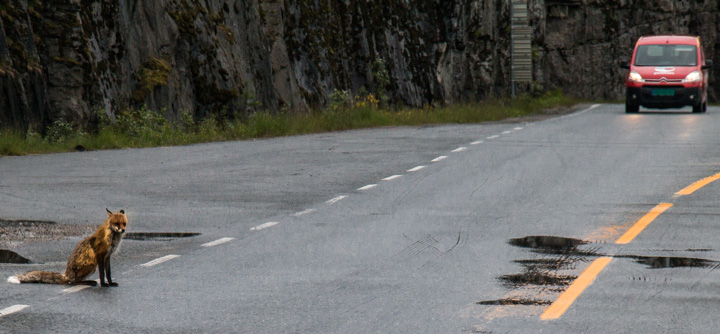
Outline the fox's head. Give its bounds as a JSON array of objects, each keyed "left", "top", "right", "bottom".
[{"left": 106, "top": 208, "right": 128, "bottom": 234}]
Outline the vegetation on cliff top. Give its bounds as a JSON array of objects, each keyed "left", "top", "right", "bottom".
[{"left": 0, "top": 90, "right": 582, "bottom": 156}]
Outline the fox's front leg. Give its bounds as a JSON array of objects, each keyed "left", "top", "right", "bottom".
[
  {"left": 98, "top": 258, "right": 108, "bottom": 287},
  {"left": 105, "top": 258, "right": 118, "bottom": 287}
]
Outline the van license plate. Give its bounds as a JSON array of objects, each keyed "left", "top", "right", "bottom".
[{"left": 651, "top": 88, "right": 675, "bottom": 96}]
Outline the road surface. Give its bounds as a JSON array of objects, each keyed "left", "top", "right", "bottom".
[{"left": 2, "top": 104, "right": 720, "bottom": 333}]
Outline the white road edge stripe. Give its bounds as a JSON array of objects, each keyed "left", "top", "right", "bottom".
[
  {"left": 452, "top": 147, "right": 467, "bottom": 153},
  {"left": 0, "top": 304, "right": 29, "bottom": 317},
  {"left": 357, "top": 184, "right": 377, "bottom": 191},
  {"left": 382, "top": 175, "right": 402, "bottom": 181},
  {"left": 250, "top": 222, "right": 279, "bottom": 231},
  {"left": 432, "top": 156, "right": 447, "bottom": 162},
  {"left": 201, "top": 237, "right": 235, "bottom": 247},
  {"left": 407, "top": 166, "right": 425, "bottom": 172},
  {"left": 141, "top": 254, "right": 180, "bottom": 267},
  {"left": 293, "top": 208, "right": 316, "bottom": 216}
]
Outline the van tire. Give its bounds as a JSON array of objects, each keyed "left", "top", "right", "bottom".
[
  {"left": 692, "top": 102, "right": 706, "bottom": 113},
  {"left": 625, "top": 101, "right": 639, "bottom": 113}
]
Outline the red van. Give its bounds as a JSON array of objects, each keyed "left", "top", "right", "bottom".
[{"left": 621, "top": 35, "right": 712, "bottom": 113}]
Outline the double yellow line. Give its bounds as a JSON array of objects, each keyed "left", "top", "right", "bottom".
[{"left": 541, "top": 172, "right": 720, "bottom": 320}]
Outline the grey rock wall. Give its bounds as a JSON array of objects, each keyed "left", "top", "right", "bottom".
[{"left": 0, "top": 0, "right": 717, "bottom": 131}]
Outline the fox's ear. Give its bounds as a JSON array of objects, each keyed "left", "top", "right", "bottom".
[
  {"left": 106, "top": 208, "right": 112, "bottom": 216},
  {"left": 119, "top": 209, "right": 125, "bottom": 214}
]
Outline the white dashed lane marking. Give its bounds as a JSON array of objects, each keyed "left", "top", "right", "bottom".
[
  {"left": 326, "top": 195, "right": 347, "bottom": 205},
  {"left": 432, "top": 156, "right": 447, "bottom": 162},
  {"left": 357, "top": 184, "right": 377, "bottom": 191},
  {"left": 62, "top": 285, "right": 90, "bottom": 294},
  {"left": 486, "top": 135, "right": 499, "bottom": 139},
  {"left": 141, "top": 254, "right": 180, "bottom": 267},
  {"left": 470, "top": 141, "right": 483, "bottom": 145},
  {"left": 501, "top": 131, "right": 512, "bottom": 134},
  {"left": 382, "top": 175, "right": 402, "bottom": 181},
  {"left": 201, "top": 237, "right": 235, "bottom": 247},
  {"left": 407, "top": 166, "right": 425, "bottom": 172},
  {"left": 451, "top": 147, "right": 467, "bottom": 153},
  {"left": 250, "top": 222, "right": 279, "bottom": 231},
  {"left": 0, "top": 304, "right": 29, "bottom": 317},
  {"left": 514, "top": 127, "right": 524, "bottom": 130},
  {"left": 293, "top": 208, "right": 316, "bottom": 216}
]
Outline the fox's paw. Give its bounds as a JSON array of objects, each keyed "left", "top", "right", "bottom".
[{"left": 7, "top": 276, "right": 20, "bottom": 284}]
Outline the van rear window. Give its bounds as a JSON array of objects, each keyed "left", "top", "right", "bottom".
[{"left": 634, "top": 45, "right": 697, "bottom": 66}]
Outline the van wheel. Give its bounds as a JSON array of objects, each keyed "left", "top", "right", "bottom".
[
  {"left": 625, "top": 101, "right": 639, "bottom": 113},
  {"left": 692, "top": 102, "right": 706, "bottom": 113}
]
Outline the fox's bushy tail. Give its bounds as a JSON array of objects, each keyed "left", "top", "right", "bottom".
[{"left": 7, "top": 271, "right": 68, "bottom": 284}]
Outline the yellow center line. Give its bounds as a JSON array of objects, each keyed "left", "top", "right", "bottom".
[
  {"left": 615, "top": 203, "right": 673, "bottom": 244},
  {"left": 675, "top": 172, "right": 720, "bottom": 196},
  {"left": 541, "top": 203, "right": 673, "bottom": 320},
  {"left": 540, "top": 257, "right": 612, "bottom": 320}
]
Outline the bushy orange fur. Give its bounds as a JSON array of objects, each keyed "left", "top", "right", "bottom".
[{"left": 9, "top": 209, "right": 128, "bottom": 287}]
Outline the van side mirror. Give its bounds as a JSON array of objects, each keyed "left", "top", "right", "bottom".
[
  {"left": 702, "top": 59, "right": 713, "bottom": 70},
  {"left": 620, "top": 60, "right": 630, "bottom": 69}
]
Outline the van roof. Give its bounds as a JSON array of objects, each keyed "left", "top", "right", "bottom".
[{"left": 637, "top": 35, "right": 699, "bottom": 46}]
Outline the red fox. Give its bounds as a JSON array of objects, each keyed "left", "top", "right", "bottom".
[{"left": 8, "top": 209, "right": 128, "bottom": 287}]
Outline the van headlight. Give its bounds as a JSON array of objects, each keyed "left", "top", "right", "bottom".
[
  {"left": 628, "top": 71, "right": 643, "bottom": 82},
  {"left": 683, "top": 71, "right": 702, "bottom": 83}
]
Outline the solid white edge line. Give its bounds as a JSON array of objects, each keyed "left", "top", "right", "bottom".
[
  {"left": 201, "top": 237, "right": 235, "bottom": 247},
  {"left": 407, "top": 166, "right": 425, "bottom": 172},
  {"left": 0, "top": 304, "right": 29, "bottom": 317},
  {"left": 432, "top": 156, "right": 447, "bottom": 162},
  {"left": 382, "top": 175, "right": 402, "bottom": 181},
  {"left": 357, "top": 184, "right": 377, "bottom": 191},
  {"left": 451, "top": 147, "right": 467, "bottom": 153},
  {"left": 250, "top": 222, "right": 279, "bottom": 231},
  {"left": 293, "top": 208, "right": 316, "bottom": 216},
  {"left": 326, "top": 195, "right": 347, "bottom": 205},
  {"left": 140, "top": 254, "right": 180, "bottom": 267},
  {"left": 560, "top": 103, "right": 601, "bottom": 119}
]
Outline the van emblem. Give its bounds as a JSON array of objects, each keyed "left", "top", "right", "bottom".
[{"left": 654, "top": 67, "right": 675, "bottom": 75}]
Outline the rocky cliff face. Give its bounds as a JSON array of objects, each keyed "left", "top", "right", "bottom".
[{"left": 0, "top": 0, "right": 718, "bottom": 131}]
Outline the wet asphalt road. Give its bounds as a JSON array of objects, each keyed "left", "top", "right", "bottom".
[{"left": 3, "top": 104, "right": 720, "bottom": 333}]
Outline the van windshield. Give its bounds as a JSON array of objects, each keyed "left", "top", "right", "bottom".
[{"left": 634, "top": 44, "right": 697, "bottom": 66}]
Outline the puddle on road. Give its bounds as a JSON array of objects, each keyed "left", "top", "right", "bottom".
[
  {"left": 624, "top": 255, "right": 720, "bottom": 269},
  {"left": 0, "top": 249, "right": 31, "bottom": 263},
  {"left": 508, "top": 235, "right": 596, "bottom": 256},
  {"left": 499, "top": 272, "right": 576, "bottom": 288},
  {"left": 477, "top": 298, "right": 552, "bottom": 306},
  {"left": 123, "top": 232, "right": 201, "bottom": 241},
  {"left": 480, "top": 235, "right": 720, "bottom": 308}
]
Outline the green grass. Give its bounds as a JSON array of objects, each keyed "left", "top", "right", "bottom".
[{"left": 0, "top": 90, "right": 583, "bottom": 156}]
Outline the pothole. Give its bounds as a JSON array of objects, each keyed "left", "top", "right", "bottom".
[
  {"left": 0, "top": 249, "right": 31, "bottom": 264},
  {"left": 123, "top": 232, "right": 201, "bottom": 241}
]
